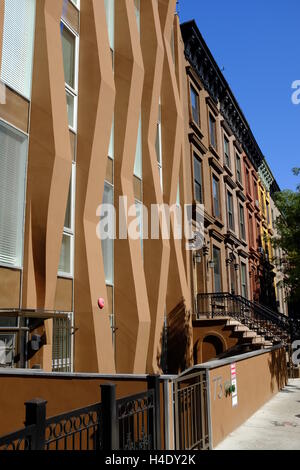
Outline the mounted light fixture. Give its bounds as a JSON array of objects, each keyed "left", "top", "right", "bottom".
[
  {"left": 208, "top": 260, "right": 215, "bottom": 269},
  {"left": 193, "top": 251, "right": 202, "bottom": 264}
]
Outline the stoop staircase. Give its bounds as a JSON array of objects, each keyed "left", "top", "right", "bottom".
[{"left": 197, "top": 293, "right": 299, "bottom": 351}]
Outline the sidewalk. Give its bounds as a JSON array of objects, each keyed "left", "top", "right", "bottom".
[{"left": 215, "top": 379, "right": 300, "bottom": 450}]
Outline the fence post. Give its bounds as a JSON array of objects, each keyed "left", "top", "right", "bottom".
[
  {"left": 147, "top": 374, "right": 161, "bottom": 450},
  {"left": 101, "top": 383, "right": 118, "bottom": 450},
  {"left": 25, "top": 398, "right": 47, "bottom": 450}
]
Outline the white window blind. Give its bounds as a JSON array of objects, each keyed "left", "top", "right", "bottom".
[
  {"left": 1, "top": 0, "right": 36, "bottom": 99},
  {"left": 0, "top": 121, "right": 28, "bottom": 268}
]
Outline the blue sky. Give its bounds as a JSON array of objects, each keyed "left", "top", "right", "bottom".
[{"left": 179, "top": 0, "right": 300, "bottom": 191}]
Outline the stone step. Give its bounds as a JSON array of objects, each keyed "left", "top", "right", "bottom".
[
  {"left": 234, "top": 325, "right": 250, "bottom": 333},
  {"left": 242, "top": 331, "right": 257, "bottom": 338},
  {"left": 251, "top": 336, "right": 265, "bottom": 344},
  {"left": 226, "top": 319, "right": 240, "bottom": 327}
]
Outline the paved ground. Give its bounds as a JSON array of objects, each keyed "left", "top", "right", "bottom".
[{"left": 215, "top": 379, "right": 300, "bottom": 450}]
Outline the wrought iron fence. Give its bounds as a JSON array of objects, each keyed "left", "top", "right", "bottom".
[
  {"left": 197, "top": 292, "right": 292, "bottom": 345},
  {"left": 45, "top": 403, "right": 102, "bottom": 450},
  {"left": 173, "top": 370, "right": 209, "bottom": 450},
  {"left": 0, "top": 376, "right": 161, "bottom": 451},
  {"left": 117, "top": 390, "right": 155, "bottom": 450}
]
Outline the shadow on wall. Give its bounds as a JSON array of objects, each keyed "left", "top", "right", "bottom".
[
  {"left": 159, "top": 299, "right": 192, "bottom": 375},
  {"left": 268, "top": 348, "right": 288, "bottom": 393}
]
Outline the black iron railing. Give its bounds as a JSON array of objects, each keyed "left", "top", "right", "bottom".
[
  {"left": 173, "top": 370, "right": 209, "bottom": 450},
  {"left": 0, "top": 377, "right": 161, "bottom": 451},
  {"left": 197, "top": 292, "right": 295, "bottom": 344}
]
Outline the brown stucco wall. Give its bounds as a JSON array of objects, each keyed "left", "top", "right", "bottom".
[
  {"left": 208, "top": 348, "right": 287, "bottom": 448},
  {"left": 0, "top": 373, "right": 166, "bottom": 449},
  {"left": 0, "top": 87, "right": 30, "bottom": 133},
  {"left": 0, "top": 267, "right": 21, "bottom": 308},
  {"left": 193, "top": 319, "right": 241, "bottom": 364}
]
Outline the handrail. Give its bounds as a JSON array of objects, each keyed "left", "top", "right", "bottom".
[{"left": 197, "top": 292, "right": 294, "bottom": 343}]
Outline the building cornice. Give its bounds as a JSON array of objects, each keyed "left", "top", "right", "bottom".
[{"left": 181, "top": 20, "right": 280, "bottom": 184}]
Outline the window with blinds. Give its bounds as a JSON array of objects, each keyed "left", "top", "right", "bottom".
[
  {"left": 1, "top": 0, "right": 36, "bottom": 99},
  {"left": 0, "top": 121, "right": 28, "bottom": 268},
  {"left": 52, "top": 316, "right": 72, "bottom": 373}
]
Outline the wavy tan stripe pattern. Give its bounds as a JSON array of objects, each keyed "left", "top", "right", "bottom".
[
  {"left": 74, "top": 0, "right": 116, "bottom": 373},
  {"left": 22, "top": 0, "right": 73, "bottom": 369}
]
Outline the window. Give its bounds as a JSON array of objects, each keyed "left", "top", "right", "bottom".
[
  {"left": 223, "top": 135, "right": 231, "bottom": 168},
  {"left": 176, "top": 180, "right": 180, "bottom": 207},
  {"left": 61, "top": 22, "right": 78, "bottom": 131},
  {"left": 135, "top": 200, "right": 143, "bottom": 253},
  {"left": 59, "top": 165, "right": 75, "bottom": 277},
  {"left": 209, "top": 114, "right": 216, "bottom": 149},
  {"left": 249, "top": 214, "right": 254, "bottom": 247},
  {"left": 241, "top": 262, "right": 248, "bottom": 298},
  {"left": 193, "top": 154, "right": 203, "bottom": 203},
  {"left": 156, "top": 101, "right": 163, "bottom": 190},
  {"left": 104, "top": 0, "right": 115, "bottom": 51},
  {"left": 101, "top": 182, "right": 114, "bottom": 285},
  {"left": 134, "top": 0, "right": 140, "bottom": 33},
  {"left": 1, "top": 0, "right": 36, "bottom": 99},
  {"left": 271, "top": 208, "right": 275, "bottom": 228},
  {"left": 213, "top": 247, "right": 222, "bottom": 293},
  {"left": 266, "top": 202, "right": 270, "bottom": 225},
  {"left": 0, "top": 121, "right": 28, "bottom": 268},
  {"left": 227, "top": 191, "right": 234, "bottom": 231},
  {"left": 212, "top": 176, "right": 220, "bottom": 219},
  {"left": 236, "top": 153, "right": 242, "bottom": 184},
  {"left": 61, "top": 25, "right": 76, "bottom": 89},
  {"left": 52, "top": 314, "right": 73, "bottom": 373},
  {"left": 134, "top": 116, "right": 142, "bottom": 179},
  {"left": 70, "top": 0, "right": 80, "bottom": 8},
  {"left": 239, "top": 204, "right": 246, "bottom": 240},
  {"left": 108, "top": 120, "right": 114, "bottom": 159},
  {"left": 190, "top": 85, "right": 200, "bottom": 126},
  {"left": 245, "top": 168, "right": 251, "bottom": 195},
  {"left": 0, "top": 334, "right": 15, "bottom": 367},
  {"left": 254, "top": 181, "right": 259, "bottom": 203}
]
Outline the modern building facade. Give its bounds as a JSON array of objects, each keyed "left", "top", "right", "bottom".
[{"left": 0, "top": 1, "right": 288, "bottom": 376}]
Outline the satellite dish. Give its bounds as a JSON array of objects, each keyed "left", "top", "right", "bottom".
[{"left": 98, "top": 298, "right": 105, "bottom": 310}]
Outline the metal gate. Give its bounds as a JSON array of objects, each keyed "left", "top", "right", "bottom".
[{"left": 173, "top": 370, "right": 210, "bottom": 450}]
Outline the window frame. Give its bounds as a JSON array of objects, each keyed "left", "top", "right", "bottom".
[
  {"left": 156, "top": 101, "right": 163, "bottom": 191},
  {"left": 227, "top": 190, "right": 235, "bottom": 231},
  {"left": 58, "top": 163, "right": 76, "bottom": 278},
  {"left": 193, "top": 153, "right": 203, "bottom": 204},
  {"left": 213, "top": 245, "right": 222, "bottom": 293},
  {"left": 235, "top": 152, "right": 242, "bottom": 184},
  {"left": 0, "top": 118, "right": 29, "bottom": 270},
  {"left": 240, "top": 262, "right": 248, "bottom": 299},
  {"left": 223, "top": 133, "right": 231, "bottom": 169},
  {"left": 61, "top": 19, "right": 79, "bottom": 133},
  {"left": 239, "top": 203, "right": 246, "bottom": 241},
  {"left": 101, "top": 179, "right": 114, "bottom": 287},
  {"left": 190, "top": 84, "right": 200, "bottom": 127},
  {"left": 208, "top": 113, "right": 217, "bottom": 150},
  {"left": 212, "top": 174, "right": 221, "bottom": 220}
]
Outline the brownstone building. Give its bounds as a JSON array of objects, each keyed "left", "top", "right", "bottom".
[{"left": 0, "top": 1, "right": 290, "bottom": 377}]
